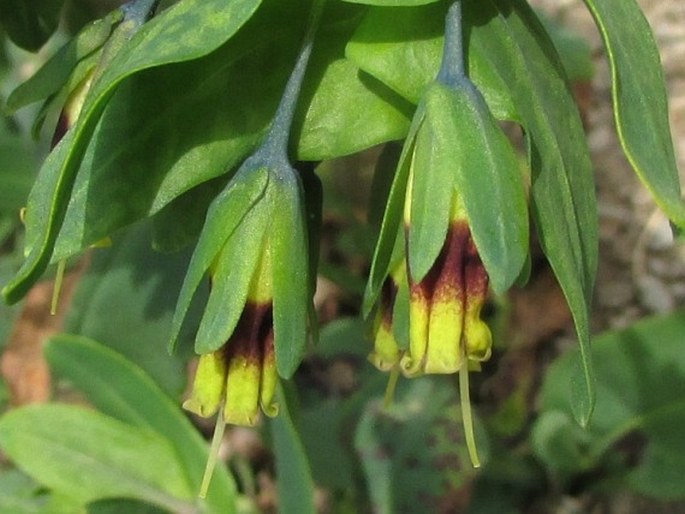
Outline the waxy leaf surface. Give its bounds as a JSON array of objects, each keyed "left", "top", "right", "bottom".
[{"left": 583, "top": 0, "right": 685, "bottom": 227}]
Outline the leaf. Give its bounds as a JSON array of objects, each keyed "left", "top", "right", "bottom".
[
  {"left": 0, "top": 0, "right": 63, "bottom": 51},
  {"left": 44, "top": 334, "right": 237, "bottom": 513},
  {"left": 341, "top": 0, "right": 439, "bottom": 6},
  {"left": 354, "top": 378, "right": 481, "bottom": 514},
  {"left": 536, "top": 311, "right": 685, "bottom": 500},
  {"left": 582, "top": 0, "right": 685, "bottom": 227},
  {"left": 415, "top": 81, "right": 529, "bottom": 292},
  {"left": 1, "top": 0, "right": 263, "bottom": 304},
  {"left": 536, "top": 12, "right": 594, "bottom": 82},
  {"left": 0, "top": 135, "right": 38, "bottom": 215},
  {"left": 294, "top": 28, "right": 412, "bottom": 160},
  {"left": 64, "top": 222, "right": 194, "bottom": 395},
  {"left": 271, "top": 172, "right": 310, "bottom": 378},
  {"left": 88, "top": 499, "right": 166, "bottom": 514},
  {"left": 170, "top": 166, "right": 268, "bottom": 353},
  {"left": 345, "top": 1, "right": 517, "bottom": 119},
  {"left": 5, "top": 9, "right": 121, "bottom": 113},
  {"left": 151, "top": 175, "right": 227, "bottom": 253},
  {"left": 194, "top": 191, "right": 267, "bottom": 354},
  {"left": 270, "top": 384, "right": 316, "bottom": 514},
  {"left": 480, "top": 0, "right": 597, "bottom": 424},
  {"left": 405, "top": 98, "right": 452, "bottom": 283},
  {"left": 0, "top": 404, "right": 193, "bottom": 510},
  {"left": 2, "top": 0, "right": 409, "bottom": 308},
  {"left": 362, "top": 108, "right": 424, "bottom": 316}
]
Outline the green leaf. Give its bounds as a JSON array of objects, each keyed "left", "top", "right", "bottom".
[
  {"left": 295, "top": 38, "right": 412, "bottom": 160},
  {"left": 582, "top": 0, "right": 685, "bottom": 227},
  {"left": 194, "top": 191, "right": 268, "bottom": 354},
  {"left": 481, "top": 0, "right": 597, "bottom": 424},
  {"left": 271, "top": 173, "right": 310, "bottom": 378},
  {"left": 64, "top": 222, "right": 193, "bottom": 395},
  {"left": 405, "top": 97, "right": 452, "bottom": 284},
  {"left": 170, "top": 166, "right": 268, "bottom": 353},
  {"left": 0, "top": 404, "right": 193, "bottom": 510},
  {"left": 537, "top": 311, "right": 685, "bottom": 500},
  {"left": 87, "top": 499, "right": 166, "bottom": 514},
  {"left": 354, "top": 378, "right": 482, "bottom": 514},
  {"left": 0, "top": 0, "right": 63, "bottom": 51},
  {"left": 44, "top": 334, "right": 237, "bottom": 513},
  {"left": 270, "top": 384, "right": 316, "bottom": 514},
  {"left": 362, "top": 108, "right": 423, "bottom": 316},
  {"left": 1, "top": 0, "right": 263, "bottom": 304},
  {"left": 6, "top": 1, "right": 410, "bottom": 306},
  {"left": 0, "top": 470, "right": 84, "bottom": 514},
  {"left": 340, "top": 0, "right": 439, "bottom": 6},
  {"left": 424, "top": 81, "right": 529, "bottom": 293},
  {"left": 0, "top": 135, "right": 38, "bottom": 215},
  {"left": 151, "top": 175, "right": 227, "bottom": 253},
  {"left": 537, "top": 12, "right": 594, "bottom": 82},
  {"left": 299, "top": 399, "right": 355, "bottom": 490},
  {"left": 345, "top": 1, "right": 517, "bottom": 120},
  {"left": 5, "top": 9, "right": 121, "bottom": 113}
]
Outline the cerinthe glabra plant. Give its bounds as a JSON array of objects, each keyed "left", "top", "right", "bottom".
[
  {"left": 364, "top": 0, "right": 528, "bottom": 467},
  {"left": 170, "top": 0, "right": 326, "bottom": 497}
]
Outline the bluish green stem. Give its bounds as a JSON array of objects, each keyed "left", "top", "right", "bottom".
[
  {"left": 437, "top": 0, "right": 466, "bottom": 87},
  {"left": 260, "top": 0, "right": 327, "bottom": 165},
  {"left": 122, "top": 0, "right": 160, "bottom": 24}
]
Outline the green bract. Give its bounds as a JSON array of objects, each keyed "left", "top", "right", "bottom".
[{"left": 170, "top": 160, "right": 311, "bottom": 379}]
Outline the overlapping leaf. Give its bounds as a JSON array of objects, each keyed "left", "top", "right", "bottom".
[
  {"left": 536, "top": 312, "right": 685, "bottom": 500},
  {"left": 45, "top": 334, "right": 237, "bottom": 512},
  {"left": 4, "top": 0, "right": 410, "bottom": 306},
  {"left": 270, "top": 385, "right": 316, "bottom": 514},
  {"left": 2, "top": 0, "right": 263, "bottom": 303},
  {"left": 0, "top": 404, "right": 193, "bottom": 510},
  {"left": 477, "top": 0, "right": 598, "bottom": 424},
  {"left": 583, "top": 0, "right": 685, "bottom": 227}
]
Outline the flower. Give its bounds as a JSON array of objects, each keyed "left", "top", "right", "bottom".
[
  {"left": 50, "top": 69, "right": 95, "bottom": 148},
  {"left": 183, "top": 242, "right": 278, "bottom": 426},
  {"left": 401, "top": 184, "right": 492, "bottom": 377},
  {"left": 369, "top": 260, "right": 406, "bottom": 372},
  {"left": 363, "top": 75, "right": 528, "bottom": 467}
]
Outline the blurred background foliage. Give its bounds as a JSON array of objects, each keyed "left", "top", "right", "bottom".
[{"left": 0, "top": 1, "right": 684, "bottom": 513}]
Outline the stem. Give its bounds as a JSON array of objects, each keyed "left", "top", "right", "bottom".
[
  {"left": 50, "top": 259, "right": 66, "bottom": 315},
  {"left": 459, "top": 360, "right": 481, "bottom": 468},
  {"left": 199, "top": 407, "right": 228, "bottom": 499},
  {"left": 122, "top": 0, "right": 160, "bottom": 24},
  {"left": 383, "top": 365, "right": 401, "bottom": 408},
  {"left": 261, "top": 0, "right": 327, "bottom": 163},
  {"left": 437, "top": 0, "right": 466, "bottom": 87}
]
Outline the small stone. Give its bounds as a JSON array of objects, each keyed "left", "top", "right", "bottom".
[
  {"left": 637, "top": 275, "right": 675, "bottom": 313},
  {"left": 645, "top": 212, "right": 675, "bottom": 251}
]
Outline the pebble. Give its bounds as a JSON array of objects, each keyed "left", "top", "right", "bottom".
[
  {"left": 637, "top": 275, "right": 676, "bottom": 312},
  {"left": 645, "top": 212, "right": 675, "bottom": 251}
]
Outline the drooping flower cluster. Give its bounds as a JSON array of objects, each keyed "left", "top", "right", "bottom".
[{"left": 365, "top": 1, "right": 529, "bottom": 467}]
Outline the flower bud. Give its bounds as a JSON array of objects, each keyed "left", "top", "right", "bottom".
[{"left": 369, "top": 261, "right": 406, "bottom": 372}]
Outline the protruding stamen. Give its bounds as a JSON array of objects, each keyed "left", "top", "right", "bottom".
[
  {"left": 459, "top": 354, "right": 480, "bottom": 468},
  {"left": 199, "top": 407, "right": 228, "bottom": 499}
]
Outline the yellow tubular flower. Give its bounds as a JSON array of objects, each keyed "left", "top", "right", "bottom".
[
  {"left": 369, "top": 262, "right": 406, "bottom": 372},
  {"left": 183, "top": 350, "right": 227, "bottom": 418},
  {"left": 184, "top": 242, "right": 278, "bottom": 427},
  {"left": 401, "top": 189, "right": 492, "bottom": 378}
]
